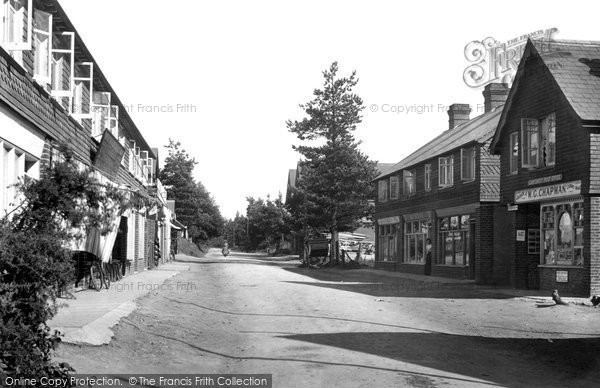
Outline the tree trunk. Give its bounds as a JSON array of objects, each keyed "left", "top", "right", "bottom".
[{"left": 330, "top": 229, "right": 339, "bottom": 266}]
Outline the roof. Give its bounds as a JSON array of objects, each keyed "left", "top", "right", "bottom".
[
  {"left": 375, "top": 163, "right": 395, "bottom": 177},
  {"left": 492, "top": 39, "right": 600, "bottom": 153},
  {"left": 377, "top": 106, "right": 503, "bottom": 179}
]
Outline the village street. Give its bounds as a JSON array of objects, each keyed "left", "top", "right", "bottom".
[{"left": 56, "top": 250, "right": 600, "bottom": 388}]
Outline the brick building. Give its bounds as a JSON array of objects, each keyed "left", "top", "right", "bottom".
[
  {"left": 490, "top": 39, "right": 600, "bottom": 296},
  {"left": 374, "top": 84, "right": 510, "bottom": 283},
  {"left": 0, "top": 0, "right": 172, "bottom": 279}
]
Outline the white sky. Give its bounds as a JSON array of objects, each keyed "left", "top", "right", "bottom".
[{"left": 59, "top": 0, "right": 600, "bottom": 219}]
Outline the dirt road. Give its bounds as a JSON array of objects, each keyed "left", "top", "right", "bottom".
[{"left": 56, "top": 249, "right": 600, "bottom": 388}]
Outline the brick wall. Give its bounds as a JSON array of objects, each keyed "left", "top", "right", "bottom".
[
  {"left": 590, "top": 134, "right": 600, "bottom": 193},
  {"left": 590, "top": 197, "right": 600, "bottom": 295},
  {"left": 475, "top": 204, "right": 494, "bottom": 284}
]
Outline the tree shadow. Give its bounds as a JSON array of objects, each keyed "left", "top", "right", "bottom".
[
  {"left": 280, "top": 331, "right": 600, "bottom": 388},
  {"left": 281, "top": 267, "right": 513, "bottom": 299}
]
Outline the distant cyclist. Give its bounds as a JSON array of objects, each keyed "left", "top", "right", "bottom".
[{"left": 222, "top": 241, "right": 230, "bottom": 257}]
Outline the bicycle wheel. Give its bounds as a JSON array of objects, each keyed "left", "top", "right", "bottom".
[{"left": 89, "top": 263, "right": 102, "bottom": 291}]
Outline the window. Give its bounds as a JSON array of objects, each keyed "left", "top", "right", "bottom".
[
  {"left": 461, "top": 147, "right": 475, "bottom": 181},
  {"left": 389, "top": 176, "right": 399, "bottom": 200},
  {"left": 0, "top": 0, "right": 32, "bottom": 51},
  {"left": 403, "top": 170, "right": 415, "bottom": 195},
  {"left": 109, "top": 105, "right": 119, "bottom": 139},
  {"left": 424, "top": 164, "right": 431, "bottom": 191},
  {"left": 33, "top": 9, "right": 52, "bottom": 84},
  {"left": 378, "top": 223, "right": 398, "bottom": 261},
  {"left": 541, "top": 113, "right": 556, "bottom": 167},
  {"left": 438, "top": 156, "right": 453, "bottom": 187},
  {"left": 51, "top": 32, "right": 75, "bottom": 111},
  {"left": 378, "top": 180, "right": 388, "bottom": 203},
  {"left": 404, "top": 219, "right": 429, "bottom": 263},
  {"left": 521, "top": 113, "right": 555, "bottom": 169},
  {"left": 91, "top": 91, "right": 111, "bottom": 138},
  {"left": 72, "top": 62, "right": 94, "bottom": 119},
  {"left": 0, "top": 139, "right": 40, "bottom": 214},
  {"left": 541, "top": 201, "right": 583, "bottom": 266},
  {"left": 439, "top": 215, "right": 470, "bottom": 266},
  {"left": 510, "top": 132, "right": 519, "bottom": 174}
]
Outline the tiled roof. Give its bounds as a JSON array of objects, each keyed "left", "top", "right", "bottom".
[
  {"left": 533, "top": 39, "right": 600, "bottom": 121},
  {"left": 377, "top": 107, "right": 503, "bottom": 179}
]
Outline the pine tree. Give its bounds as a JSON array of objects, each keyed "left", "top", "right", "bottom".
[{"left": 287, "top": 62, "right": 377, "bottom": 264}]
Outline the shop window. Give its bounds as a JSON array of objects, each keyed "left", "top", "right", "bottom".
[
  {"left": 0, "top": 0, "right": 32, "bottom": 52},
  {"left": 541, "top": 201, "right": 583, "bottom": 266},
  {"left": 378, "top": 224, "right": 398, "bottom": 261},
  {"left": 439, "top": 215, "right": 470, "bottom": 266},
  {"left": 461, "top": 147, "right": 475, "bottom": 181},
  {"left": 403, "top": 169, "right": 416, "bottom": 196},
  {"left": 378, "top": 180, "right": 388, "bottom": 203},
  {"left": 389, "top": 176, "right": 399, "bottom": 200},
  {"left": 404, "top": 220, "right": 429, "bottom": 263},
  {"left": 424, "top": 164, "right": 431, "bottom": 192},
  {"left": 510, "top": 132, "right": 519, "bottom": 174},
  {"left": 521, "top": 113, "right": 556, "bottom": 169},
  {"left": 438, "top": 156, "right": 453, "bottom": 187},
  {"left": 32, "top": 9, "right": 52, "bottom": 84}
]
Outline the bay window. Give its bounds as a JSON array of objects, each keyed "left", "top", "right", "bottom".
[
  {"left": 439, "top": 156, "right": 453, "bottom": 187},
  {"left": 403, "top": 169, "right": 415, "bottom": 195},
  {"left": 461, "top": 147, "right": 475, "bottom": 181},
  {"left": 33, "top": 8, "right": 52, "bottom": 84}
]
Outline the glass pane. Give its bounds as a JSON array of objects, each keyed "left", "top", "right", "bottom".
[
  {"left": 444, "top": 233, "right": 453, "bottom": 264},
  {"left": 461, "top": 215, "right": 470, "bottom": 229},
  {"left": 34, "top": 9, "right": 50, "bottom": 33},
  {"left": 416, "top": 235, "right": 424, "bottom": 263},
  {"left": 451, "top": 216, "right": 459, "bottom": 230},
  {"left": 74, "top": 63, "right": 91, "bottom": 78},
  {"left": 441, "top": 218, "right": 449, "bottom": 231},
  {"left": 34, "top": 33, "right": 49, "bottom": 78},
  {"left": 408, "top": 236, "right": 416, "bottom": 262},
  {"left": 544, "top": 230, "right": 556, "bottom": 264},
  {"left": 455, "top": 232, "right": 464, "bottom": 265},
  {"left": 574, "top": 228, "right": 583, "bottom": 247},
  {"left": 405, "top": 222, "right": 412, "bottom": 234},
  {"left": 574, "top": 248, "right": 584, "bottom": 266}
]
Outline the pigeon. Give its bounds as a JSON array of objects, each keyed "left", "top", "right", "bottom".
[
  {"left": 591, "top": 295, "right": 600, "bottom": 307},
  {"left": 552, "top": 290, "right": 569, "bottom": 306}
]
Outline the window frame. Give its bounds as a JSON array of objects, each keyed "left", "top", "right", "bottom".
[
  {"left": 403, "top": 169, "right": 416, "bottom": 196},
  {"left": 389, "top": 176, "right": 399, "bottom": 200},
  {"left": 32, "top": 8, "right": 52, "bottom": 85},
  {"left": 509, "top": 131, "right": 519, "bottom": 174},
  {"left": 378, "top": 180, "right": 389, "bottom": 203},
  {"left": 0, "top": 0, "right": 33, "bottom": 52},
  {"left": 51, "top": 31, "right": 75, "bottom": 103},
  {"left": 91, "top": 91, "right": 111, "bottom": 138},
  {"left": 424, "top": 164, "right": 431, "bottom": 192},
  {"left": 438, "top": 156, "right": 454, "bottom": 188},
  {"left": 72, "top": 62, "right": 94, "bottom": 120}
]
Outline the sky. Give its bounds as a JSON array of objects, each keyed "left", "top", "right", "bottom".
[{"left": 59, "top": 0, "right": 600, "bottom": 219}]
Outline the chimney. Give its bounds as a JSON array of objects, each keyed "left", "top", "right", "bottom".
[
  {"left": 447, "top": 103, "right": 471, "bottom": 129},
  {"left": 482, "top": 83, "right": 509, "bottom": 113}
]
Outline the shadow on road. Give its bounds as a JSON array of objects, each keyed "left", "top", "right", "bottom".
[
  {"left": 281, "top": 268, "right": 514, "bottom": 299},
  {"left": 280, "top": 332, "right": 600, "bottom": 388}
]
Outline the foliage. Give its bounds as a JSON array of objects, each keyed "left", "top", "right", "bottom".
[
  {"left": 286, "top": 62, "right": 378, "bottom": 261},
  {"left": 0, "top": 146, "right": 126, "bottom": 381},
  {"left": 159, "top": 140, "right": 224, "bottom": 244},
  {"left": 223, "top": 212, "right": 249, "bottom": 249},
  {"left": 246, "top": 195, "right": 291, "bottom": 251}
]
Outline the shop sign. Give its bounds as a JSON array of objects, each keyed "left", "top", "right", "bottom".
[
  {"left": 528, "top": 174, "right": 563, "bottom": 186},
  {"left": 508, "top": 205, "right": 518, "bottom": 211},
  {"left": 378, "top": 216, "right": 401, "bottom": 225},
  {"left": 556, "top": 270, "right": 568, "bottom": 283},
  {"left": 516, "top": 230, "right": 526, "bottom": 241},
  {"left": 514, "top": 181, "right": 581, "bottom": 204}
]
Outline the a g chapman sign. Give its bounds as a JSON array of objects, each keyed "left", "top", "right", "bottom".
[{"left": 514, "top": 180, "right": 581, "bottom": 204}]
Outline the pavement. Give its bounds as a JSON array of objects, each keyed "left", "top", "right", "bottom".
[{"left": 48, "top": 259, "right": 191, "bottom": 345}]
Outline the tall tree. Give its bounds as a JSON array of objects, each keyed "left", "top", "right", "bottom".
[
  {"left": 246, "top": 195, "right": 291, "bottom": 251},
  {"left": 287, "top": 62, "right": 378, "bottom": 264},
  {"left": 159, "top": 140, "right": 224, "bottom": 244}
]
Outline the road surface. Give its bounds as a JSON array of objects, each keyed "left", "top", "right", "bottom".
[{"left": 56, "top": 249, "right": 600, "bottom": 387}]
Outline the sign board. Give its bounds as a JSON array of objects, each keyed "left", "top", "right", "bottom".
[
  {"left": 516, "top": 230, "right": 526, "bottom": 241},
  {"left": 378, "top": 216, "right": 401, "bottom": 225},
  {"left": 528, "top": 174, "right": 563, "bottom": 186},
  {"left": 514, "top": 181, "right": 581, "bottom": 204},
  {"left": 508, "top": 205, "right": 518, "bottom": 212},
  {"left": 556, "top": 270, "right": 568, "bottom": 283}
]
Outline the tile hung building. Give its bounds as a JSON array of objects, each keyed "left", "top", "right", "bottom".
[
  {"left": 0, "top": 0, "right": 175, "bottom": 278},
  {"left": 374, "top": 83, "right": 510, "bottom": 283},
  {"left": 490, "top": 39, "right": 600, "bottom": 296}
]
